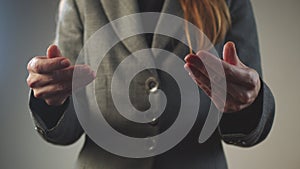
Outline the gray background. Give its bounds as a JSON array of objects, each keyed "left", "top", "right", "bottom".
[{"left": 0, "top": 0, "right": 299, "bottom": 168}]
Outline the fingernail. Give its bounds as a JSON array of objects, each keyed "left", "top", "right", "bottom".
[
  {"left": 184, "top": 64, "right": 191, "bottom": 73},
  {"left": 184, "top": 54, "right": 192, "bottom": 62},
  {"left": 184, "top": 65, "right": 197, "bottom": 80},
  {"left": 184, "top": 56, "right": 188, "bottom": 62},
  {"left": 91, "top": 71, "right": 96, "bottom": 79},
  {"left": 61, "top": 59, "right": 70, "bottom": 67}
]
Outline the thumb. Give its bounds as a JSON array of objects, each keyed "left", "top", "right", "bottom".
[
  {"left": 223, "top": 41, "right": 241, "bottom": 66},
  {"left": 47, "top": 45, "right": 62, "bottom": 58}
]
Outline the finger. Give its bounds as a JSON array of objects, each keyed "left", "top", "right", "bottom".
[
  {"left": 72, "top": 65, "right": 96, "bottom": 91},
  {"left": 186, "top": 52, "right": 258, "bottom": 89},
  {"left": 29, "top": 64, "right": 95, "bottom": 95},
  {"left": 185, "top": 54, "right": 260, "bottom": 112},
  {"left": 184, "top": 56, "right": 226, "bottom": 92},
  {"left": 223, "top": 41, "right": 241, "bottom": 66},
  {"left": 185, "top": 54, "right": 256, "bottom": 112},
  {"left": 30, "top": 64, "right": 95, "bottom": 88},
  {"left": 44, "top": 94, "right": 69, "bottom": 106},
  {"left": 222, "top": 41, "right": 260, "bottom": 88},
  {"left": 225, "top": 66, "right": 259, "bottom": 89},
  {"left": 47, "top": 45, "right": 62, "bottom": 58},
  {"left": 223, "top": 95, "right": 252, "bottom": 113},
  {"left": 186, "top": 51, "right": 238, "bottom": 81},
  {"left": 27, "top": 67, "right": 74, "bottom": 88},
  {"left": 184, "top": 63, "right": 211, "bottom": 88},
  {"left": 27, "top": 73, "right": 54, "bottom": 88},
  {"left": 27, "top": 56, "right": 70, "bottom": 74},
  {"left": 185, "top": 61, "right": 256, "bottom": 105},
  {"left": 34, "top": 67, "right": 95, "bottom": 98},
  {"left": 27, "top": 66, "right": 74, "bottom": 88},
  {"left": 185, "top": 53, "right": 258, "bottom": 102},
  {"left": 185, "top": 63, "right": 227, "bottom": 98},
  {"left": 184, "top": 64, "right": 211, "bottom": 97},
  {"left": 184, "top": 64, "right": 226, "bottom": 104},
  {"left": 185, "top": 53, "right": 208, "bottom": 76},
  {"left": 192, "top": 75, "right": 227, "bottom": 112},
  {"left": 185, "top": 63, "right": 253, "bottom": 112},
  {"left": 226, "top": 81, "right": 257, "bottom": 104},
  {"left": 42, "top": 84, "right": 72, "bottom": 99},
  {"left": 185, "top": 52, "right": 225, "bottom": 79},
  {"left": 33, "top": 81, "right": 72, "bottom": 99},
  {"left": 45, "top": 98, "right": 67, "bottom": 106},
  {"left": 52, "top": 65, "right": 95, "bottom": 86}
]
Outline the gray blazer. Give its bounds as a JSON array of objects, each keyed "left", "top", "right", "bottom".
[{"left": 29, "top": 0, "right": 275, "bottom": 168}]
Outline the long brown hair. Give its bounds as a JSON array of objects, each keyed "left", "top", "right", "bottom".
[{"left": 179, "top": 0, "right": 231, "bottom": 50}]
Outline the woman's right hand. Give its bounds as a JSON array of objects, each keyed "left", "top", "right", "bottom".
[{"left": 27, "top": 45, "right": 95, "bottom": 106}]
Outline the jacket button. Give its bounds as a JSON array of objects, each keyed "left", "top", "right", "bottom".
[
  {"left": 35, "top": 126, "right": 45, "bottom": 135},
  {"left": 146, "top": 138, "right": 157, "bottom": 151},
  {"left": 145, "top": 77, "right": 159, "bottom": 93},
  {"left": 149, "top": 118, "right": 159, "bottom": 126}
]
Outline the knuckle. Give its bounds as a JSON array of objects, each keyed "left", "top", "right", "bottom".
[
  {"left": 196, "top": 50, "right": 204, "bottom": 56},
  {"left": 52, "top": 69, "right": 69, "bottom": 81},
  {"left": 225, "top": 67, "right": 234, "bottom": 78},
  {"left": 192, "top": 70, "right": 201, "bottom": 78},
  {"left": 234, "top": 104, "right": 243, "bottom": 111},
  {"left": 240, "top": 92, "right": 252, "bottom": 104},
  {"left": 26, "top": 77, "right": 30, "bottom": 86},
  {"left": 245, "top": 70, "right": 258, "bottom": 88},
  {"left": 196, "top": 50, "right": 208, "bottom": 58},
  {"left": 28, "top": 57, "right": 41, "bottom": 73},
  {"left": 57, "top": 82, "right": 71, "bottom": 92},
  {"left": 33, "top": 90, "right": 43, "bottom": 99},
  {"left": 45, "top": 97, "right": 65, "bottom": 106},
  {"left": 45, "top": 99, "right": 58, "bottom": 106},
  {"left": 49, "top": 58, "right": 62, "bottom": 69},
  {"left": 57, "top": 83, "right": 66, "bottom": 91},
  {"left": 246, "top": 73, "right": 253, "bottom": 83},
  {"left": 27, "top": 61, "right": 32, "bottom": 71},
  {"left": 224, "top": 104, "right": 230, "bottom": 112},
  {"left": 224, "top": 102, "right": 241, "bottom": 112},
  {"left": 27, "top": 59, "right": 34, "bottom": 71},
  {"left": 227, "top": 103, "right": 241, "bottom": 112},
  {"left": 26, "top": 74, "right": 40, "bottom": 88},
  {"left": 26, "top": 76, "right": 35, "bottom": 88},
  {"left": 52, "top": 70, "right": 59, "bottom": 80},
  {"left": 245, "top": 70, "right": 252, "bottom": 79},
  {"left": 33, "top": 63, "right": 42, "bottom": 73}
]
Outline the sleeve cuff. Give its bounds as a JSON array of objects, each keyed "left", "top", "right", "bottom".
[
  {"left": 29, "top": 90, "right": 83, "bottom": 145},
  {"left": 29, "top": 90, "right": 69, "bottom": 130},
  {"left": 219, "top": 79, "right": 275, "bottom": 147}
]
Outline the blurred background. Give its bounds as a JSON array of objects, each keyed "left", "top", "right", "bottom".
[{"left": 0, "top": 0, "right": 299, "bottom": 168}]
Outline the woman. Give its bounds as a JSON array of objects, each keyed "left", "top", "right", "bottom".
[{"left": 27, "top": 0, "right": 275, "bottom": 168}]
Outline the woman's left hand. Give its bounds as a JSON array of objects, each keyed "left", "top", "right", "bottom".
[{"left": 184, "top": 41, "right": 261, "bottom": 113}]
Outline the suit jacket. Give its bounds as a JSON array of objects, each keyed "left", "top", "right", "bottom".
[{"left": 29, "top": 0, "right": 275, "bottom": 168}]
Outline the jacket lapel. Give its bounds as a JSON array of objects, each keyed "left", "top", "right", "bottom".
[
  {"left": 99, "top": 0, "right": 187, "bottom": 75},
  {"left": 100, "top": 0, "right": 185, "bottom": 53},
  {"left": 100, "top": 0, "right": 149, "bottom": 52},
  {"left": 151, "top": 0, "right": 184, "bottom": 51}
]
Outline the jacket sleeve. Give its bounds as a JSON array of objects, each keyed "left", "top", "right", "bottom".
[
  {"left": 29, "top": 0, "right": 84, "bottom": 145},
  {"left": 218, "top": 0, "right": 275, "bottom": 147}
]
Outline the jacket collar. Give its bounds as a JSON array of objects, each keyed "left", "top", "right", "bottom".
[
  {"left": 151, "top": 0, "right": 183, "bottom": 49},
  {"left": 100, "top": 0, "right": 184, "bottom": 52}
]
